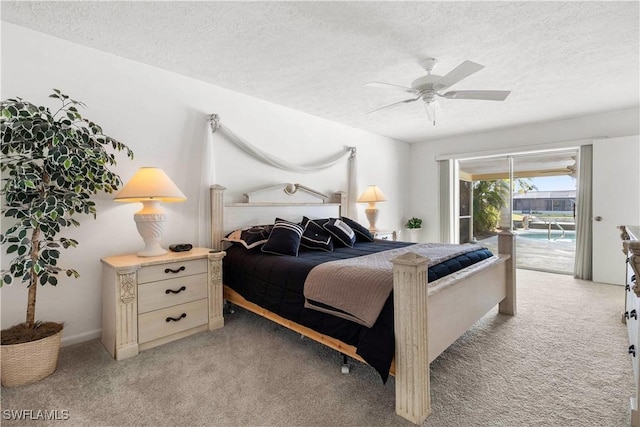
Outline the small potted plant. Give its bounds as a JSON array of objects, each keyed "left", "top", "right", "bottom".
[
  {"left": 404, "top": 217, "right": 423, "bottom": 242},
  {"left": 0, "top": 89, "right": 133, "bottom": 386}
]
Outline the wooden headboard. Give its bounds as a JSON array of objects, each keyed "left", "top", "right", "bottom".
[{"left": 210, "top": 183, "right": 346, "bottom": 251}]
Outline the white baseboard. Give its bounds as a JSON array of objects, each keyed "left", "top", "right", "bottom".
[{"left": 61, "top": 329, "right": 101, "bottom": 347}]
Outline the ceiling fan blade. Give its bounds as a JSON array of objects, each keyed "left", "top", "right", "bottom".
[
  {"left": 365, "top": 81, "right": 419, "bottom": 94},
  {"left": 440, "top": 90, "right": 511, "bottom": 101},
  {"left": 434, "top": 60, "right": 485, "bottom": 90},
  {"left": 367, "top": 96, "right": 420, "bottom": 114}
]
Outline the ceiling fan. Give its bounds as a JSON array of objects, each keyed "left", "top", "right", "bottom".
[{"left": 366, "top": 58, "right": 511, "bottom": 125}]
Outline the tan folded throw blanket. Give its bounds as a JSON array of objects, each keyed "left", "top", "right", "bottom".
[{"left": 303, "top": 243, "right": 484, "bottom": 327}]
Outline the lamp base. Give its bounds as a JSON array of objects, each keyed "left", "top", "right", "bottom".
[
  {"left": 134, "top": 205, "right": 168, "bottom": 257},
  {"left": 365, "top": 207, "right": 379, "bottom": 232},
  {"left": 136, "top": 245, "right": 167, "bottom": 258}
]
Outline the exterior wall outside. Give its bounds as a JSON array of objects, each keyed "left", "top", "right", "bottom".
[
  {"left": 513, "top": 199, "right": 573, "bottom": 216},
  {"left": 513, "top": 190, "right": 576, "bottom": 215}
]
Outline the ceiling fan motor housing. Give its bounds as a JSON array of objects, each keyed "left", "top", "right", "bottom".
[
  {"left": 411, "top": 74, "right": 441, "bottom": 89},
  {"left": 411, "top": 74, "right": 442, "bottom": 101}
]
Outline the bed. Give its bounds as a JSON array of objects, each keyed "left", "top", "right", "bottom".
[{"left": 210, "top": 183, "right": 516, "bottom": 424}]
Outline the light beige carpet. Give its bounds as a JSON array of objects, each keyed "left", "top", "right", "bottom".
[{"left": 0, "top": 269, "right": 633, "bottom": 426}]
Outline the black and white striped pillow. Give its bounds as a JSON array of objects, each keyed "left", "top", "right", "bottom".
[
  {"left": 323, "top": 218, "right": 356, "bottom": 248},
  {"left": 261, "top": 219, "right": 304, "bottom": 256},
  {"left": 340, "top": 216, "right": 374, "bottom": 242}
]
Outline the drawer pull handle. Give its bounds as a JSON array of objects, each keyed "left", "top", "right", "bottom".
[
  {"left": 630, "top": 345, "right": 636, "bottom": 357},
  {"left": 164, "top": 266, "right": 186, "bottom": 274},
  {"left": 633, "top": 275, "right": 637, "bottom": 283},
  {"left": 631, "top": 310, "right": 637, "bottom": 320},
  {"left": 628, "top": 284, "right": 632, "bottom": 291},
  {"left": 166, "top": 313, "right": 187, "bottom": 322},
  {"left": 165, "top": 286, "right": 186, "bottom": 295},
  {"left": 626, "top": 311, "right": 630, "bottom": 320}
]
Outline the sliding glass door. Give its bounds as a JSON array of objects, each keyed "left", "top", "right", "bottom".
[
  {"left": 512, "top": 152, "right": 577, "bottom": 274},
  {"left": 455, "top": 149, "right": 578, "bottom": 274}
]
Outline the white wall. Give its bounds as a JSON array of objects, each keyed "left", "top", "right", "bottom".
[
  {"left": 410, "top": 108, "right": 640, "bottom": 243},
  {"left": 0, "top": 23, "right": 410, "bottom": 344}
]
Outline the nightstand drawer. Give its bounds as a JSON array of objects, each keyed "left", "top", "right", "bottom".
[
  {"left": 138, "top": 259, "right": 207, "bottom": 284},
  {"left": 138, "top": 273, "right": 207, "bottom": 314},
  {"left": 138, "top": 299, "right": 208, "bottom": 344}
]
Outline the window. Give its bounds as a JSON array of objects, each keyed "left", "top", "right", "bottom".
[{"left": 459, "top": 179, "right": 472, "bottom": 243}]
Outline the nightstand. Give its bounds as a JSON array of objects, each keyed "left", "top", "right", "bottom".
[
  {"left": 101, "top": 248, "right": 225, "bottom": 360},
  {"left": 373, "top": 230, "right": 397, "bottom": 241}
]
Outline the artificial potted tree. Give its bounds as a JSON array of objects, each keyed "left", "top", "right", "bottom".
[
  {"left": 0, "top": 90, "right": 133, "bottom": 387},
  {"left": 405, "top": 217, "right": 423, "bottom": 243}
]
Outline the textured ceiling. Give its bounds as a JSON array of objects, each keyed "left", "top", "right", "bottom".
[{"left": 1, "top": 1, "right": 639, "bottom": 143}]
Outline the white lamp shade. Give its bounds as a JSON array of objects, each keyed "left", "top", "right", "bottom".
[
  {"left": 357, "top": 185, "right": 387, "bottom": 203},
  {"left": 357, "top": 185, "right": 387, "bottom": 232},
  {"left": 114, "top": 167, "right": 187, "bottom": 203},
  {"left": 113, "top": 167, "right": 186, "bottom": 257}
]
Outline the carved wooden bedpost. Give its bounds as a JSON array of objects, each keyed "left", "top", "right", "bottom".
[
  {"left": 391, "top": 252, "right": 431, "bottom": 424},
  {"left": 207, "top": 250, "right": 226, "bottom": 330},
  {"left": 210, "top": 184, "right": 226, "bottom": 251},
  {"left": 498, "top": 229, "right": 517, "bottom": 315}
]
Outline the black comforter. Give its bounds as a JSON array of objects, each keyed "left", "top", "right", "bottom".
[{"left": 223, "top": 240, "right": 493, "bottom": 382}]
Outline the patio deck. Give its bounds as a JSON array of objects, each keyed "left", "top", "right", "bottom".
[{"left": 477, "top": 231, "right": 576, "bottom": 274}]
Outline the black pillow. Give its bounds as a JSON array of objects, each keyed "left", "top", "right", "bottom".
[
  {"left": 223, "top": 225, "right": 273, "bottom": 249},
  {"left": 261, "top": 219, "right": 304, "bottom": 256},
  {"left": 340, "top": 216, "right": 374, "bottom": 242},
  {"left": 301, "top": 220, "right": 334, "bottom": 252},
  {"left": 323, "top": 218, "right": 356, "bottom": 248},
  {"left": 300, "top": 216, "right": 311, "bottom": 228},
  {"left": 301, "top": 216, "right": 331, "bottom": 228}
]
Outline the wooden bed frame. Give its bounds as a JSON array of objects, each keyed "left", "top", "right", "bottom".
[{"left": 210, "top": 183, "right": 516, "bottom": 424}]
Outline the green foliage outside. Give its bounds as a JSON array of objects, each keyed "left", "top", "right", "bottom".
[
  {"left": 472, "top": 180, "right": 508, "bottom": 237},
  {"left": 1, "top": 90, "right": 134, "bottom": 331},
  {"left": 472, "top": 178, "right": 537, "bottom": 237}
]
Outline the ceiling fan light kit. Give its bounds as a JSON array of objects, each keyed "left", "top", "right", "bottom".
[
  {"left": 423, "top": 101, "right": 436, "bottom": 126},
  {"left": 366, "top": 58, "right": 511, "bottom": 126}
]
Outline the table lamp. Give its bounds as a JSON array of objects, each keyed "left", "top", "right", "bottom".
[
  {"left": 357, "top": 185, "right": 387, "bottom": 232},
  {"left": 114, "top": 167, "right": 187, "bottom": 257}
]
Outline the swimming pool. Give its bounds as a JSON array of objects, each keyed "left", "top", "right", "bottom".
[
  {"left": 477, "top": 230, "right": 576, "bottom": 274},
  {"left": 516, "top": 229, "right": 576, "bottom": 242}
]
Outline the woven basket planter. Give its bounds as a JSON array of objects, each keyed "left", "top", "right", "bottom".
[{"left": 1, "top": 329, "right": 62, "bottom": 387}]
